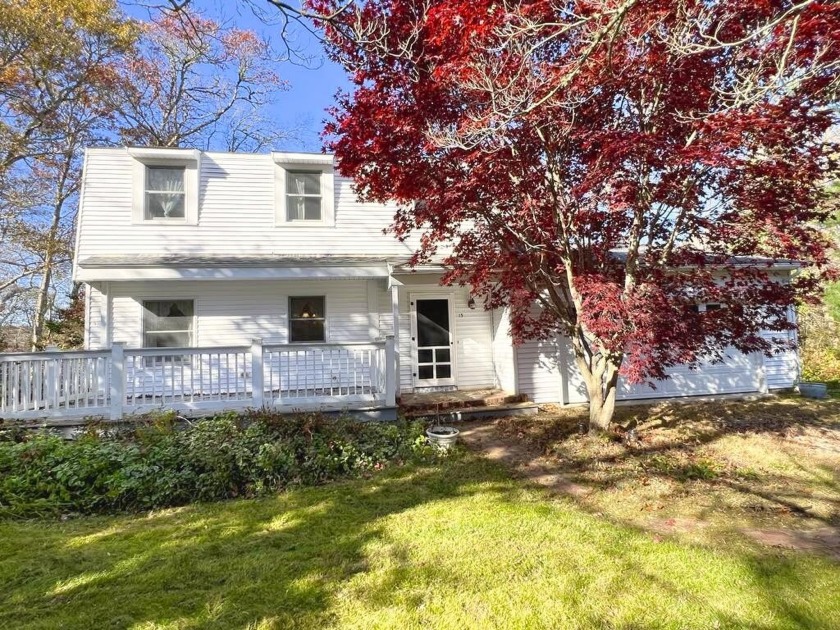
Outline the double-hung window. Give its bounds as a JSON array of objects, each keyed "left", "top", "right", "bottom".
[
  {"left": 129, "top": 147, "right": 199, "bottom": 224},
  {"left": 286, "top": 171, "right": 322, "bottom": 222},
  {"left": 272, "top": 153, "right": 335, "bottom": 226},
  {"left": 142, "top": 300, "right": 194, "bottom": 364},
  {"left": 145, "top": 166, "right": 186, "bottom": 219},
  {"left": 289, "top": 297, "right": 326, "bottom": 343}
]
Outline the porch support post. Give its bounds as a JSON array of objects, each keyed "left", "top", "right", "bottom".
[
  {"left": 251, "top": 338, "right": 265, "bottom": 409},
  {"left": 385, "top": 335, "right": 396, "bottom": 407},
  {"left": 43, "top": 346, "right": 59, "bottom": 410},
  {"left": 390, "top": 282, "right": 400, "bottom": 396},
  {"left": 109, "top": 342, "right": 125, "bottom": 421}
]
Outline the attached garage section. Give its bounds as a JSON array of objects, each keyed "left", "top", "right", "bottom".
[{"left": 516, "top": 337, "right": 766, "bottom": 405}]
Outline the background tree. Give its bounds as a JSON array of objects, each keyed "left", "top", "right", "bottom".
[
  {"left": 318, "top": 0, "right": 839, "bottom": 431},
  {"left": 113, "top": 8, "right": 290, "bottom": 150},
  {"left": 1, "top": 2, "right": 295, "bottom": 349},
  {"left": 0, "top": 0, "right": 133, "bottom": 349}
]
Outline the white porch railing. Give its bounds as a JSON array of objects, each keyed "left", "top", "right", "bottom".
[{"left": 0, "top": 337, "right": 396, "bottom": 422}]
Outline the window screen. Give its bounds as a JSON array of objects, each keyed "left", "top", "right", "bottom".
[{"left": 289, "top": 296, "right": 326, "bottom": 342}]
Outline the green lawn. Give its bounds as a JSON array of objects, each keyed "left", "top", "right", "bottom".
[{"left": 1, "top": 454, "right": 838, "bottom": 629}]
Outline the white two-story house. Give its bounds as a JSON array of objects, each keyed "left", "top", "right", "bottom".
[{"left": 57, "top": 146, "right": 798, "bottom": 420}]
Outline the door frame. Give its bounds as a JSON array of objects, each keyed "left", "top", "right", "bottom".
[{"left": 409, "top": 292, "right": 457, "bottom": 388}]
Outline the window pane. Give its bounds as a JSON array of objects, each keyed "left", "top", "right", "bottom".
[
  {"left": 144, "top": 331, "right": 190, "bottom": 348},
  {"left": 417, "top": 299, "right": 450, "bottom": 347},
  {"left": 290, "top": 297, "right": 325, "bottom": 319},
  {"left": 304, "top": 196, "right": 321, "bottom": 221},
  {"left": 147, "top": 166, "right": 185, "bottom": 192},
  {"left": 418, "top": 365, "right": 434, "bottom": 380},
  {"left": 435, "top": 348, "right": 451, "bottom": 363},
  {"left": 287, "top": 171, "right": 320, "bottom": 195},
  {"left": 287, "top": 195, "right": 305, "bottom": 221},
  {"left": 143, "top": 300, "right": 193, "bottom": 348},
  {"left": 147, "top": 191, "right": 185, "bottom": 218},
  {"left": 418, "top": 348, "right": 433, "bottom": 363},
  {"left": 290, "top": 320, "right": 325, "bottom": 343},
  {"left": 286, "top": 195, "right": 322, "bottom": 221},
  {"left": 436, "top": 364, "right": 452, "bottom": 379}
]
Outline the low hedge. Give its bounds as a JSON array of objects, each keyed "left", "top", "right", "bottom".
[{"left": 0, "top": 411, "right": 430, "bottom": 518}]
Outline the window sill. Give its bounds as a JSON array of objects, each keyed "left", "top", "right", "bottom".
[
  {"left": 275, "top": 221, "right": 335, "bottom": 228},
  {"left": 132, "top": 219, "right": 197, "bottom": 226}
]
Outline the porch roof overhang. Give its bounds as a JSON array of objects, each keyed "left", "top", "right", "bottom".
[{"left": 75, "top": 255, "right": 393, "bottom": 282}]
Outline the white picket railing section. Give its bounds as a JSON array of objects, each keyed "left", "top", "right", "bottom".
[{"left": 0, "top": 338, "right": 396, "bottom": 422}]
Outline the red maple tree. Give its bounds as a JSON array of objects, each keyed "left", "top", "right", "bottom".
[{"left": 316, "top": 0, "right": 839, "bottom": 431}]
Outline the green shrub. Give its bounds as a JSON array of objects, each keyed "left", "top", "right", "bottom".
[{"left": 0, "top": 412, "right": 428, "bottom": 518}]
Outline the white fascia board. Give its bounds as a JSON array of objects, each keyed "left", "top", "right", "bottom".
[
  {"left": 126, "top": 147, "right": 201, "bottom": 162},
  {"left": 271, "top": 151, "right": 335, "bottom": 166},
  {"left": 75, "top": 265, "right": 390, "bottom": 282}
]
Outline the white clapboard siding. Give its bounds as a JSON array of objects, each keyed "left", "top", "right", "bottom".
[
  {"left": 75, "top": 149, "right": 420, "bottom": 259},
  {"left": 451, "top": 290, "right": 495, "bottom": 389},
  {"left": 761, "top": 334, "right": 799, "bottom": 389},
  {"left": 515, "top": 339, "right": 564, "bottom": 404},
  {"left": 517, "top": 335, "right": 765, "bottom": 404},
  {"left": 87, "top": 283, "right": 109, "bottom": 349},
  {"left": 93, "top": 279, "right": 374, "bottom": 350},
  {"left": 490, "top": 308, "right": 516, "bottom": 393},
  {"left": 615, "top": 351, "right": 761, "bottom": 400}
]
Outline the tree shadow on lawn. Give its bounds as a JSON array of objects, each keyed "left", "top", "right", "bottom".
[
  {"left": 0, "top": 454, "right": 838, "bottom": 629},
  {"left": 491, "top": 398, "right": 840, "bottom": 527}
]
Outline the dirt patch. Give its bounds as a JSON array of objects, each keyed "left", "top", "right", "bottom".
[
  {"left": 458, "top": 420, "right": 590, "bottom": 497},
  {"left": 742, "top": 527, "right": 840, "bottom": 560},
  {"left": 457, "top": 397, "right": 840, "bottom": 560}
]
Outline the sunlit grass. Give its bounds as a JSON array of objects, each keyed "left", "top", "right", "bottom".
[{"left": 0, "top": 454, "right": 838, "bottom": 629}]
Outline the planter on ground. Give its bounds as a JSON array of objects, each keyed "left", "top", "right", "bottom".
[
  {"left": 426, "top": 426, "right": 459, "bottom": 450},
  {"left": 798, "top": 382, "right": 828, "bottom": 399}
]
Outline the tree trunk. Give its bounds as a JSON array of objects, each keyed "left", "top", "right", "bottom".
[
  {"left": 572, "top": 336, "right": 622, "bottom": 433},
  {"left": 30, "top": 251, "right": 54, "bottom": 351}
]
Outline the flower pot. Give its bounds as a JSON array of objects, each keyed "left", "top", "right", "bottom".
[
  {"left": 426, "top": 426, "right": 460, "bottom": 450},
  {"left": 798, "top": 382, "right": 828, "bottom": 399}
]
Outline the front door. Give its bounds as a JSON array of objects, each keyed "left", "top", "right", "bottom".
[{"left": 412, "top": 297, "right": 455, "bottom": 387}]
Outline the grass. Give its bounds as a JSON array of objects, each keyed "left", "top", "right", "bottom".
[
  {"left": 495, "top": 397, "right": 840, "bottom": 547},
  {"left": 1, "top": 444, "right": 839, "bottom": 629}
]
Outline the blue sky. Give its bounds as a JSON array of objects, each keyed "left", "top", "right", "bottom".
[{"left": 124, "top": 0, "right": 352, "bottom": 151}]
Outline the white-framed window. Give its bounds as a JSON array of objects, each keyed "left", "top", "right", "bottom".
[
  {"left": 145, "top": 166, "right": 186, "bottom": 219},
  {"left": 272, "top": 152, "right": 335, "bottom": 226},
  {"left": 128, "top": 147, "right": 200, "bottom": 225},
  {"left": 289, "top": 296, "right": 326, "bottom": 343},
  {"left": 286, "top": 171, "right": 322, "bottom": 221},
  {"left": 142, "top": 300, "right": 195, "bottom": 360}
]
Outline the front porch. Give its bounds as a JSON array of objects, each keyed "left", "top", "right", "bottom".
[{"left": 0, "top": 338, "right": 397, "bottom": 423}]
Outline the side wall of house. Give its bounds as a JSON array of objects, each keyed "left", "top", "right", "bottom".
[{"left": 515, "top": 299, "right": 800, "bottom": 405}]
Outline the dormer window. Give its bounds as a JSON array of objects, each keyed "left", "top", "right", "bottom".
[
  {"left": 145, "top": 166, "right": 186, "bottom": 219},
  {"left": 273, "top": 152, "right": 335, "bottom": 226},
  {"left": 286, "top": 171, "right": 322, "bottom": 221},
  {"left": 128, "top": 147, "right": 200, "bottom": 225}
]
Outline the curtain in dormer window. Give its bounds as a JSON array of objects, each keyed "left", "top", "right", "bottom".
[
  {"left": 286, "top": 171, "right": 322, "bottom": 221},
  {"left": 146, "top": 166, "right": 186, "bottom": 219}
]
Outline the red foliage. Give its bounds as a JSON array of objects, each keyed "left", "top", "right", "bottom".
[{"left": 317, "top": 0, "right": 839, "bottom": 385}]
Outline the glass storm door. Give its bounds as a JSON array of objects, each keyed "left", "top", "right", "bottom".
[{"left": 413, "top": 297, "right": 455, "bottom": 386}]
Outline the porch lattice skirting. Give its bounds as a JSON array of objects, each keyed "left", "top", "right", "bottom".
[{"left": 0, "top": 337, "right": 397, "bottom": 422}]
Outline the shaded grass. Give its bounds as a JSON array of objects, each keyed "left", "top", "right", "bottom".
[
  {"left": 496, "top": 398, "right": 840, "bottom": 540},
  {"left": 1, "top": 453, "right": 839, "bottom": 629}
]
